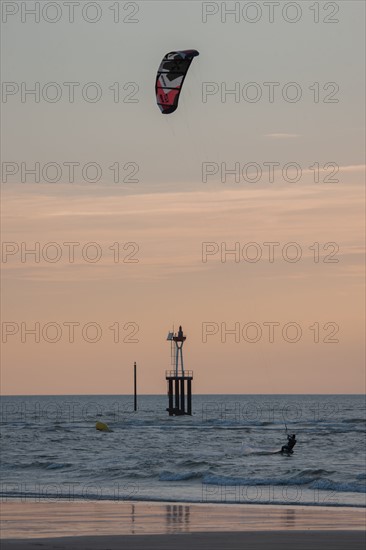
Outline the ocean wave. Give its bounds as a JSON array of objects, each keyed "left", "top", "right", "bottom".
[
  {"left": 159, "top": 471, "right": 203, "bottom": 482},
  {"left": 240, "top": 445, "right": 280, "bottom": 456},
  {"left": 101, "top": 468, "right": 153, "bottom": 480},
  {"left": 176, "top": 459, "right": 211, "bottom": 468},
  {"left": 202, "top": 474, "right": 366, "bottom": 494},
  {"left": 45, "top": 462, "right": 72, "bottom": 470},
  {"left": 297, "top": 468, "right": 336, "bottom": 477},
  {"left": 3, "top": 460, "right": 73, "bottom": 471},
  {"left": 202, "top": 474, "right": 313, "bottom": 487}
]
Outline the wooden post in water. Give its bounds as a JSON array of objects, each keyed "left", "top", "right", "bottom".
[
  {"left": 175, "top": 379, "right": 180, "bottom": 410},
  {"left": 134, "top": 361, "right": 137, "bottom": 411},
  {"left": 187, "top": 378, "right": 192, "bottom": 415},
  {"left": 180, "top": 378, "right": 185, "bottom": 411},
  {"left": 168, "top": 379, "right": 173, "bottom": 416}
]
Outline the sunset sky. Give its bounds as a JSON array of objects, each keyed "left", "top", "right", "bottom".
[{"left": 1, "top": 1, "right": 365, "bottom": 395}]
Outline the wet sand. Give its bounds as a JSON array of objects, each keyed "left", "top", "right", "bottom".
[{"left": 1, "top": 500, "right": 365, "bottom": 549}]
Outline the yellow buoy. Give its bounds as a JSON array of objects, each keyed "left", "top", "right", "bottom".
[{"left": 95, "top": 421, "right": 110, "bottom": 432}]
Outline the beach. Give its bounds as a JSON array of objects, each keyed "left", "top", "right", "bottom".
[{"left": 1, "top": 500, "right": 365, "bottom": 549}]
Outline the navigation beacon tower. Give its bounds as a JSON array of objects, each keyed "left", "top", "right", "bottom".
[{"left": 165, "top": 325, "right": 193, "bottom": 416}]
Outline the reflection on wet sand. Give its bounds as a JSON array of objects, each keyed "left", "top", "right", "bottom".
[
  {"left": 282, "top": 509, "right": 296, "bottom": 528},
  {"left": 165, "top": 505, "right": 190, "bottom": 533}
]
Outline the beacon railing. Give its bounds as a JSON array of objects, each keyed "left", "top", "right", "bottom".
[{"left": 165, "top": 370, "right": 193, "bottom": 378}]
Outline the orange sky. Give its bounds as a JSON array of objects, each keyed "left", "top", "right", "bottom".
[{"left": 1, "top": 170, "right": 364, "bottom": 395}]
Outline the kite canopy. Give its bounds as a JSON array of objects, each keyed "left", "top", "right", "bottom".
[{"left": 155, "top": 50, "right": 199, "bottom": 114}]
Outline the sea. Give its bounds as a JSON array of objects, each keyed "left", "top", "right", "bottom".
[{"left": 1, "top": 395, "right": 365, "bottom": 508}]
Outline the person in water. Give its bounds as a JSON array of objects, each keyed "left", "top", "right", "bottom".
[{"left": 281, "top": 434, "right": 297, "bottom": 453}]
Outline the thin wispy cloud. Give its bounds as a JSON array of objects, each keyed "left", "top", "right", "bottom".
[{"left": 2, "top": 183, "right": 364, "bottom": 282}]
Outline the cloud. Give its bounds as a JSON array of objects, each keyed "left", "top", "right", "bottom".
[{"left": 1, "top": 182, "right": 364, "bottom": 282}]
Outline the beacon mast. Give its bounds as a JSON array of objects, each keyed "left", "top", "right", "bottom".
[{"left": 166, "top": 326, "right": 193, "bottom": 416}]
